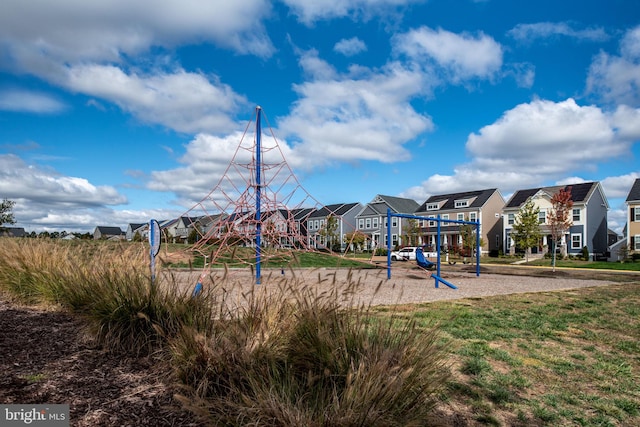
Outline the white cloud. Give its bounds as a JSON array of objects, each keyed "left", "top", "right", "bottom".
[
  {"left": 334, "top": 37, "right": 367, "bottom": 56},
  {"left": 148, "top": 130, "right": 307, "bottom": 209},
  {"left": 0, "top": 0, "right": 274, "bottom": 64},
  {"left": 282, "top": 0, "right": 422, "bottom": 24},
  {"left": 278, "top": 56, "right": 433, "bottom": 166},
  {"left": 0, "top": 154, "right": 147, "bottom": 231},
  {"left": 392, "top": 26, "right": 503, "bottom": 83},
  {"left": 61, "top": 65, "right": 248, "bottom": 134},
  {"left": 0, "top": 89, "right": 66, "bottom": 113},
  {"left": 508, "top": 22, "right": 609, "bottom": 43},
  {"left": 587, "top": 26, "right": 640, "bottom": 106},
  {"left": 601, "top": 172, "right": 640, "bottom": 199},
  {"left": 0, "top": 154, "right": 127, "bottom": 207},
  {"left": 402, "top": 98, "right": 637, "bottom": 199}
]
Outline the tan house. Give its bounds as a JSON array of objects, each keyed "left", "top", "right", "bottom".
[
  {"left": 625, "top": 178, "right": 640, "bottom": 253},
  {"left": 414, "top": 188, "right": 505, "bottom": 256}
]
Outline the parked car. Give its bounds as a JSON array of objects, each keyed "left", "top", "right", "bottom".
[
  {"left": 391, "top": 246, "right": 417, "bottom": 261},
  {"left": 391, "top": 246, "right": 438, "bottom": 261}
]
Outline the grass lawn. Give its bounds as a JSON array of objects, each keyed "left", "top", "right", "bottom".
[{"left": 380, "top": 283, "right": 640, "bottom": 426}]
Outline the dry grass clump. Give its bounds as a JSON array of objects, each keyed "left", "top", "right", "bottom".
[
  {"left": 171, "top": 279, "right": 451, "bottom": 426},
  {"left": 0, "top": 238, "right": 451, "bottom": 425}
]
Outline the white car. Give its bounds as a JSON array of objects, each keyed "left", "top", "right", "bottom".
[
  {"left": 391, "top": 247, "right": 438, "bottom": 261},
  {"left": 391, "top": 247, "right": 418, "bottom": 261}
]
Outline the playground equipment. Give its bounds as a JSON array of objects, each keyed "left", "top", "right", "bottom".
[
  {"left": 386, "top": 209, "right": 480, "bottom": 289},
  {"left": 415, "top": 247, "right": 435, "bottom": 270}
]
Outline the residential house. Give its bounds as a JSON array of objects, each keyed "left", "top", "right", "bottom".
[
  {"left": 0, "top": 227, "right": 26, "bottom": 238},
  {"left": 307, "top": 203, "right": 362, "bottom": 251},
  {"left": 170, "top": 216, "right": 200, "bottom": 243},
  {"left": 503, "top": 182, "right": 609, "bottom": 258},
  {"left": 93, "top": 226, "right": 124, "bottom": 240},
  {"left": 355, "top": 195, "right": 420, "bottom": 250},
  {"left": 414, "top": 188, "right": 505, "bottom": 255},
  {"left": 625, "top": 178, "right": 640, "bottom": 254},
  {"left": 291, "top": 207, "right": 315, "bottom": 247},
  {"left": 193, "top": 213, "right": 228, "bottom": 243},
  {"left": 126, "top": 223, "right": 147, "bottom": 241}
]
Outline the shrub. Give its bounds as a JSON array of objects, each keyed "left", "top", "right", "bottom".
[
  {"left": 171, "top": 279, "right": 451, "bottom": 426},
  {"left": 582, "top": 246, "right": 590, "bottom": 261}
]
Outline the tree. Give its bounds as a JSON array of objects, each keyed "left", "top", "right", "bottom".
[
  {"left": 344, "top": 230, "right": 367, "bottom": 253},
  {"left": 404, "top": 218, "right": 421, "bottom": 246},
  {"left": 549, "top": 187, "right": 574, "bottom": 271},
  {"left": 512, "top": 199, "right": 541, "bottom": 262},
  {"left": 0, "top": 199, "right": 16, "bottom": 231},
  {"left": 459, "top": 216, "right": 485, "bottom": 264},
  {"left": 318, "top": 215, "right": 339, "bottom": 252}
]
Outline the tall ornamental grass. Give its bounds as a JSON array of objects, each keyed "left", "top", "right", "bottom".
[
  {"left": 0, "top": 238, "right": 213, "bottom": 354},
  {"left": 0, "top": 238, "right": 451, "bottom": 425},
  {"left": 171, "top": 279, "right": 450, "bottom": 426}
]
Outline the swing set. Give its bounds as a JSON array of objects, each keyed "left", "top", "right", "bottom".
[{"left": 385, "top": 208, "right": 481, "bottom": 289}]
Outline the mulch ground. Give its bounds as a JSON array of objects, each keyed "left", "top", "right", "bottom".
[{"left": 0, "top": 299, "right": 203, "bottom": 426}]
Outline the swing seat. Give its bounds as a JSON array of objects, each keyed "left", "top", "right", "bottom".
[{"left": 416, "top": 247, "right": 435, "bottom": 270}]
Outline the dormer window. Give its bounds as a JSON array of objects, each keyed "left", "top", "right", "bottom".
[
  {"left": 455, "top": 200, "right": 469, "bottom": 208},
  {"left": 426, "top": 203, "right": 440, "bottom": 211}
]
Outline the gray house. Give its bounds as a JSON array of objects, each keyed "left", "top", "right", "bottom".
[
  {"left": 307, "top": 202, "right": 362, "bottom": 251},
  {"left": 93, "top": 226, "right": 124, "bottom": 240},
  {"left": 126, "top": 223, "right": 147, "bottom": 241},
  {"left": 503, "top": 182, "right": 609, "bottom": 258},
  {"left": 355, "top": 195, "right": 420, "bottom": 250}
]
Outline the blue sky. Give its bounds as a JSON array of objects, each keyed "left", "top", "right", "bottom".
[{"left": 1, "top": 0, "right": 639, "bottom": 234}]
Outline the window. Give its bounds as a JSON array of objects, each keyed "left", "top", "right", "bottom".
[
  {"left": 457, "top": 213, "right": 464, "bottom": 221},
  {"left": 571, "top": 233, "right": 582, "bottom": 249},
  {"left": 538, "top": 211, "right": 546, "bottom": 224},
  {"left": 392, "top": 218, "right": 398, "bottom": 227},
  {"left": 635, "top": 235, "right": 640, "bottom": 251},
  {"left": 572, "top": 208, "right": 581, "bottom": 222},
  {"left": 635, "top": 207, "right": 640, "bottom": 222},
  {"left": 358, "top": 219, "right": 364, "bottom": 229},
  {"left": 365, "top": 218, "right": 371, "bottom": 229},
  {"left": 507, "top": 213, "right": 515, "bottom": 225},
  {"left": 428, "top": 215, "right": 436, "bottom": 227},
  {"left": 455, "top": 200, "right": 468, "bottom": 208},
  {"left": 470, "top": 212, "right": 477, "bottom": 222},
  {"left": 442, "top": 214, "right": 449, "bottom": 226},
  {"left": 426, "top": 203, "right": 439, "bottom": 211},
  {"left": 372, "top": 217, "right": 378, "bottom": 228},
  {"left": 506, "top": 232, "right": 511, "bottom": 250},
  {"left": 392, "top": 234, "right": 398, "bottom": 245}
]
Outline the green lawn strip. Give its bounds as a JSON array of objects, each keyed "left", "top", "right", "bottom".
[{"left": 374, "top": 283, "right": 640, "bottom": 426}]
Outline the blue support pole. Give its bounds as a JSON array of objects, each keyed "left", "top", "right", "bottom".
[
  {"left": 255, "top": 106, "right": 262, "bottom": 285},
  {"left": 436, "top": 214, "right": 441, "bottom": 288},
  {"left": 476, "top": 221, "right": 480, "bottom": 277},
  {"left": 387, "top": 208, "right": 392, "bottom": 280}
]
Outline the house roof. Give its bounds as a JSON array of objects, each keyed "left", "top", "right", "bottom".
[
  {"left": 626, "top": 178, "right": 640, "bottom": 203},
  {"left": 128, "top": 223, "right": 146, "bottom": 231},
  {"left": 373, "top": 195, "right": 420, "bottom": 213},
  {"left": 0, "top": 227, "right": 25, "bottom": 237},
  {"left": 95, "top": 226, "right": 123, "bottom": 235},
  {"left": 308, "top": 203, "right": 347, "bottom": 218},
  {"left": 416, "top": 188, "right": 499, "bottom": 212},
  {"left": 505, "top": 182, "right": 599, "bottom": 208}
]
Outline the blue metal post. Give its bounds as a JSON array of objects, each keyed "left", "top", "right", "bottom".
[
  {"left": 436, "top": 214, "right": 441, "bottom": 288},
  {"left": 476, "top": 221, "right": 480, "bottom": 277},
  {"left": 387, "top": 208, "right": 391, "bottom": 280},
  {"left": 255, "top": 106, "right": 262, "bottom": 285}
]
